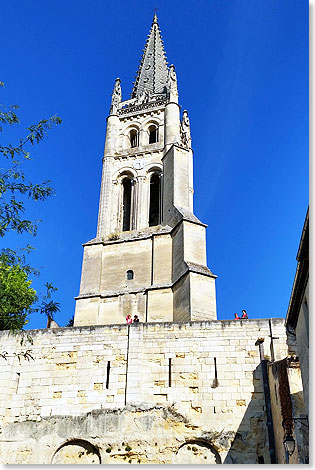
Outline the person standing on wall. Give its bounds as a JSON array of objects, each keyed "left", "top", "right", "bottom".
[{"left": 241, "top": 310, "right": 248, "bottom": 319}]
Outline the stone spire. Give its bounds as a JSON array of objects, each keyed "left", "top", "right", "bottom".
[{"left": 131, "top": 14, "right": 169, "bottom": 98}]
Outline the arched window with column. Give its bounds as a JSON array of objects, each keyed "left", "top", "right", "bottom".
[
  {"left": 149, "top": 172, "right": 162, "bottom": 226},
  {"left": 122, "top": 177, "right": 132, "bottom": 231}
]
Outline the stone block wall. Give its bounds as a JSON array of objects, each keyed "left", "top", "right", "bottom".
[
  {"left": 75, "top": 220, "right": 216, "bottom": 326},
  {"left": 0, "top": 318, "right": 287, "bottom": 464}
]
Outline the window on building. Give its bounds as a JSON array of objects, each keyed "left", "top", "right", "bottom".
[
  {"left": 122, "top": 178, "right": 132, "bottom": 231},
  {"left": 149, "top": 173, "right": 161, "bottom": 226},
  {"left": 148, "top": 125, "right": 158, "bottom": 144},
  {"left": 126, "top": 270, "right": 134, "bottom": 280},
  {"left": 106, "top": 361, "right": 110, "bottom": 389},
  {"left": 130, "top": 129, "right": 138, "bottom": 148}
]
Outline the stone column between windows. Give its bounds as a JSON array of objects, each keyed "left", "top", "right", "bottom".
[
  {"left": 137, "top": 176, "right": 148, "bottom": 229},
  {"left": 96, "top": 157, "right": 112, "bottom": 238},
  {"left": 131, "top": 179, "right": 137, "bottom": 230}
]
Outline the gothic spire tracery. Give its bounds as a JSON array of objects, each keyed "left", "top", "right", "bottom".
[{"left": 131, "top": 14, "right": 169, "bottom": 98}]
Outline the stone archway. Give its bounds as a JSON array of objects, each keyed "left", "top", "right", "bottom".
[
  {"left": 174, "top": 439, "right": 221, "bottom": 464},
  {"left": 52, "top": 439, "right": 101, "bottom": 464}
]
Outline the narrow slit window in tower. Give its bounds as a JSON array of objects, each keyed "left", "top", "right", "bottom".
[
  {"left": 149, "top": 125, "right": 158, "bottom": 144},
  {"left": 106, "top": 361, "right": 110, "bottom": 389},
  {"left": 168, "top": 358, "right": 172, "bottom": 387},
  {"left": 149, "top": 173, "right": 161, "bottom": 226},
  {"left": 130, "top": 129, "right": 138, "bottom": 148},
  {"left": 122, "top": 178, "right": 132, "bottom": 231}
]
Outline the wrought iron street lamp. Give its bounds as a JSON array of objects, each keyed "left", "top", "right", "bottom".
[
  {"left": 283, "top": 433, "right": 295, "bottom": 457},
  {"left": 282, "top": 416, "right": 308, "bottom": 463}
]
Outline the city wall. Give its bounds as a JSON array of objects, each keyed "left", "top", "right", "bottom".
[{"left": 0, "top": 318, "right": 287, "bottom": 464}]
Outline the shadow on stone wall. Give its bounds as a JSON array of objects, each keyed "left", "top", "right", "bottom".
[
  {"left": 223, "top": 364, "right": 270, "bottom": 464},
  {"left": 174, "top": 439, "right": 222, "bottom": 464},
  {"left": 52, "top": 439, "right": 101, "bottom": 464}
]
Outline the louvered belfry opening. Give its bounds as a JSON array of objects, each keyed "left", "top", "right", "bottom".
[{"left": 149, "top": 173, "right": 161, "bottom": 226}]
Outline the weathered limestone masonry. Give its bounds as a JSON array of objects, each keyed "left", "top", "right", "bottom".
[{"left": 0, "top": 319, "right": 287, "bottom": 464}]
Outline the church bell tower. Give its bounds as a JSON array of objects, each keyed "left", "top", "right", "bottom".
[{"left": 74, "top": 14, "right": 217, "bottom": 326}]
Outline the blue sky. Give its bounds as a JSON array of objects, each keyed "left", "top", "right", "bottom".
[{"left": 1, "top": 0, "right": 308, "bottom": 328}]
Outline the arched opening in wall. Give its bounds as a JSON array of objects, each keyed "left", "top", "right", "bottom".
[
  {"left": 149, "top": 173, "right": 161, "bottom": 226},
  {"left": 175, "top": 440, "right": 221, "bottom": 464},
  {"left": 122, "top": 178, "right": 132, "bottom": 231},
  {"left": 148, "top": 125, "right": 158, "bottom": 144},
  {"left": 52, "top": 439, "right": 101, "bottom": 464},
  {"left": 126, "top": 270, "right": 134, "bottom": 280},
  {"left": 130, "top": 129, "right": 138, "bottom": 148}
]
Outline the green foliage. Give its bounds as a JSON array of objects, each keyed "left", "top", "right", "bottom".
[
  {"left": 0, "top": 245, "right": 39, "bottom": 276},
  {"left": 107, "top": 232, "right": 120, "bottom": 241},
  {"left": 0, "top": 248, "right": 61, "bottom": 331},
  {"left": 0, "top": 83, "right": 62, "bottom": 330},
  {"left": 0, "top": 249, "right": 37, "bottom": 331},
  {"left": 65, "top": 315, "right": 74, "bottom": 327},
  {"left": 0, "top": 82, "right": 61, "bottom": 237},
  {"left": 38, "top": 282, "right": 60, "bottom": 321}
]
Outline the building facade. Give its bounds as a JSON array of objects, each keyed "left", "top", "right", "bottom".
[
  {"left": 268, "top": 209, "right": 309, "bottom": 464},
  {"left": 0, "top": 15, "right": 308, "bottom": 465}
]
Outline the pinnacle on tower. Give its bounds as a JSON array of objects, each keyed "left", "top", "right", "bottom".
[{"left": 131, "top": 14, "right": 169, "bottom": 98}]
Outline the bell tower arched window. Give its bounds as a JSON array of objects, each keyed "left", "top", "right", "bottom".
[
  {"left": 148, "top": 125, "right": 158, "bottom": 144},
  {"left": 130, "top": 129, "right": 138, "bottom": 148},
  {"left": 149, "top": 173, "right": 161, "bottom": 226},
  {"left": 122, "top": 178, "right": 132, "bottom": 231}
]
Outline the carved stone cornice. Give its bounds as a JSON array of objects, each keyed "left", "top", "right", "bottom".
[{"left": 118, "top": 98, "right": 168, "bottom": 117}]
